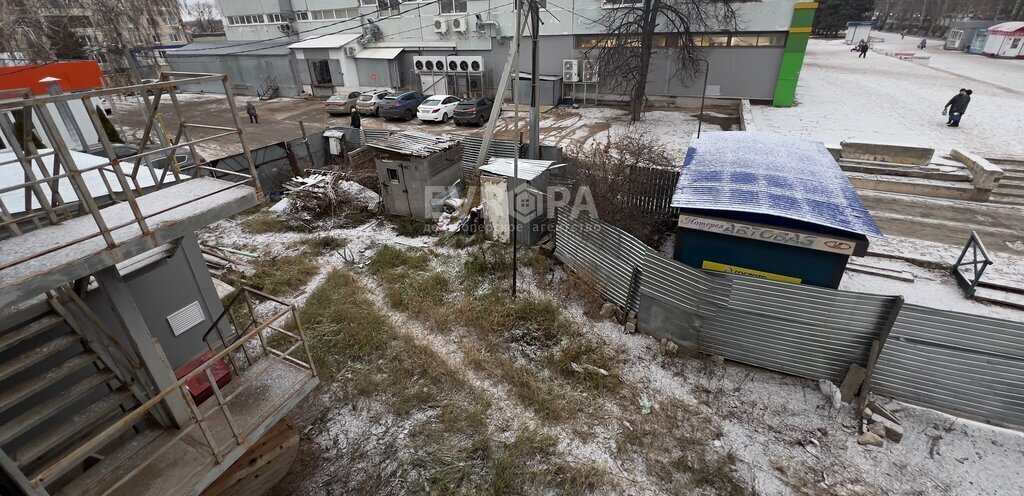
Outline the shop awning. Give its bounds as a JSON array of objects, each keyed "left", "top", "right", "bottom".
[
  {"left": 288, "top": 34, "right": 360, "bottom": 50},
  {"left": 355, "top": 48, "right": 403, "bottom": 60}
]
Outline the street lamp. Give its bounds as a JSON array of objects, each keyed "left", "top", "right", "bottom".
[{"left": 694, "top": 58, "right": 709, "bottom": 138}]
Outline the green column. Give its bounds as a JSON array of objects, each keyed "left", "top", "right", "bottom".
[{"left": 772, "top": 2, "right": 818, "bottom": 107}]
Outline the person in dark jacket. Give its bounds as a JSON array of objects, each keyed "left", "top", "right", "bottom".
[
  {"left": 350, "top": 109, "right": 361, "bottom": 129},
  {"left": 943, "top": 89, "right": 972, "bottom": 127},
  {"left": 246, "top": 101, "right": 258, "bottom": 124},
  {"left": 858, "top": 40, "right": 869, "bottom": 58}
]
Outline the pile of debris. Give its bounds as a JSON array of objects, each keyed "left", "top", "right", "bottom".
[
  {"left": 200, "top": 245, "right": 257, "bottom": 298},
  {"left": 271, "top": 172, "right": 381, "bottom": 228},
  {"left": 822, "top": 363, "right": 905, "bottom": 449}
]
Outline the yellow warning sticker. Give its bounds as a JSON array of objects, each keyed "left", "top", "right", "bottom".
[{"left": 702, "top": 261, "right": 802, "bottom": 284}]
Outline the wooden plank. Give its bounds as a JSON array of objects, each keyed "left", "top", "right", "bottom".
[
  {"left": 200, "top": 419, "right": 299, "bottom": 496},
  {"left": 856, "top": 295, "right": 905, "bottom": 430}
]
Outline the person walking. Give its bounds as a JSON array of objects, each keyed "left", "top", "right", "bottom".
[
  {"left": 943, "top": 88, "right": 972, "bottom": 127},
  {"left": 858, "top": 40, "right": 869, "bottom": 58},
  {"left": 901, "top": 30, "right": 907, "bottom": 40},
  {"left": 246, "top": 101, "right": 258, "bottom": 124},
  {"left": 350, "top": 108, "right": 361, "bottom": 129},
  {"left": 918, "top": 38, "right": 927, "bottom": 50}
]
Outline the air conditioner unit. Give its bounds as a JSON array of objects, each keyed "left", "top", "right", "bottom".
[
  {"left": 581, "top": 60, "right": 599, "bottom": 83},
  {"left": 562, "top": 59, "right": 579, "bottom": 83},
  {"left": 345, "top": 46, "right": 358, "bottom": 57},
  {"left": 451, "top": 17, "right": 469, "bottom": 33},
  {"left": 433, "top": 17, "right": 449, "bottom": 34},
  {"left": 434, "top": 57, "right": 447, "bottom": 72},
  {"left": 446, "top": 55, "right": 484, "bottom": 72},
  {"left": 278, "top": 23, "right": 292, "bottom": 33},
  {"left": 413, "top": 56, "right": 428, "bottom": 72}
]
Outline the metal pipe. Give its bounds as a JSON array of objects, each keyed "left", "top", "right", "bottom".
[
  {"left": 222, "top": 78, "right": 264, "bottom": 199},
  {"left": 696, "top": 59, "right": 709, "bottom": 139}
]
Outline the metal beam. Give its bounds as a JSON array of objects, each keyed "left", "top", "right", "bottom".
[
  {"left": 475, "top": 4, "right": 529, "bottom": 170},
  {"left": 93, "top": 267, "right": 192, "bottom": 428}
]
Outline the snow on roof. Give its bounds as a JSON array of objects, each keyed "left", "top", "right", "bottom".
[
  {"left": 355, "top": 48, "right": 403, "bottom": 60},
  {"left": 479, "top": 157, "right": 558, "bottom": 181},
  {"left": 670, "top": 132, "right": 882, "bottom": 238},
  {"left": 165, "top": 41, "right": 291, "bottom": 56},
  {"left": 0, "top": 149, "right": 184, "bottom": 214},
  {"left": 367, "top": 131, "right": 461, "bottom": 157},
  {"left": 988, "top": 22, "right": 1024, "bottom": 35},
  {"left": 288, "top": 34, "right": 360, "bottom": 50}
]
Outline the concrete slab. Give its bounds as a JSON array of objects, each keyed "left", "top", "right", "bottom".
[
  {"left": 952, "top": 149, "right": 1005, "bottom": 190},
  {"left": 0, "top": 178, "right": 258, "bottom": 308},
  {"left": 841, "top": 141, "right": 935, "bottom": 165}
]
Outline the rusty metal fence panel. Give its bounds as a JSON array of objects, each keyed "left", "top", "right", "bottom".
[{"left": 872, "top": 304, "right": 1024, "bottom": 429}]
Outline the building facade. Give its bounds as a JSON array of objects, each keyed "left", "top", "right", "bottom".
[
  {"left": 174, "top": 0, "right": 815, "bottom": 105},
  {"left": 0, "top": 0, "right": 190, "bottom": 85}
]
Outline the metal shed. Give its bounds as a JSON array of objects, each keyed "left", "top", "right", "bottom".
[
  {"left": 670, "top": 132, "right": 882, "bottom": 289},
  {"left": 512, "top": 72, "right": 563, "bottom": 107},
  {"left": 478, "top": 157, "right": 560, "bottom": 245},
  {"left": 370, "top": 131, "right": 463, "bottom": 220},
  {"left": 165, "top": 41, "right": 300, "bottom": 97}
]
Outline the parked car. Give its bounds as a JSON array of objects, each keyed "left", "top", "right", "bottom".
[
  {"left": 89, "top": 143, "right": 200, "bottom": 171},
  {"left": 355, "top": 90, "right": 392, "bottom": 116},
  {"left": 378, "top": 91, "right": 427, "bottom": 121},
  {"left": 325, "top": 91, "right": 362, "bottom": 116},
  {"left": 453, "top": 98, "right": 496, "bottom": 126},
  {"left": 416, "top": 95, "right": 461, "bottom": 123}
]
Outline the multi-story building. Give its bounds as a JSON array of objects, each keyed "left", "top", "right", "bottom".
[
  {"left": 0, "top": 0, "right": 190, "bottom": 85},
  {"left": 167, "top": 0, "right": 816, "bottom": 106}
]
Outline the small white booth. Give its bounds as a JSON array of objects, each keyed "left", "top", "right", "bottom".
[
  {"left": 844, "top": 21, "right": 876, "bottom": 45},
  {"left": 981, "top": 22, "right": 1024, "bottom": 58}
]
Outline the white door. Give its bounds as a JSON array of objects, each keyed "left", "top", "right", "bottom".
[{"left": 419, "top": 74, "right": 448, "bottom": 95}]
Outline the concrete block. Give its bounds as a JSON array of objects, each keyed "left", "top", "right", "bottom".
[
  {"left": 857, "top": 432, "right": 884, "bottom": 447},
  {"left": 739, "top": 99, "right": 757, "bottom": 132},
  {"left": 839, "top": 364, "right": 867, "bottom": 403},
  {"left": 841, "top": 141, "right": 934, "bottom": 165},
  {"left": 870, "top": 414, "right": 904, "bottom": 443},
  {"left": 847, "top": 174, "right": 992, "bottom": 201},
  {"left": 952, "top": 149, "right": 1004, "bottom": 190}
]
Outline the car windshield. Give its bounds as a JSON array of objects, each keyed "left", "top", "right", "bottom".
[{"left": 358, "top": 95, "right": 374, "bottom": 101}]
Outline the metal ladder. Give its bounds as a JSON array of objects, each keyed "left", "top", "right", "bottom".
[{"left": 0, "top": 287, "right": 152, "bottom": 495}]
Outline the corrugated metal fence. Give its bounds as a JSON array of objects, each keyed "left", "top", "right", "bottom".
[
  {"left": 873, "top": 305, "right": 1024, "bottom": 428},
  {"left": 555, "top": 210, "right": 1024, "bottom": 429},
  {"left": 459, "top": 136, "right": 522, "bottom": 180}
]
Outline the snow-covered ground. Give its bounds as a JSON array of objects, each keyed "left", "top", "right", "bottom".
[{"left": 756, "top": 36, "right": 1024, "bottom": 158}]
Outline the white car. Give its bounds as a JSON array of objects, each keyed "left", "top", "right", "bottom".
[{"left": 416, "top": 95, "right": 460, "bottom": 123}]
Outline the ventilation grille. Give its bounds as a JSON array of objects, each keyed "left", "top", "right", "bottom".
[{"left": 167, "top": 301, "right": 205, "bottom": 336}]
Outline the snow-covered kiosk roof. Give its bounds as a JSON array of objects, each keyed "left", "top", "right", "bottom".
[
  {"left": 670, "top": 132, "right": 882, "bottom": 239},
  {"left": 988, "top": 22, "right": 1024, "bottom": 35}
]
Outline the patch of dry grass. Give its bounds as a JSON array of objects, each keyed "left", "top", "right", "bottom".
[
  {"left": 241, "top": 210, "right": 287, "bottom": 233},
  {"left": 246, "top": 253, "right": 319, "bottom": 296}
]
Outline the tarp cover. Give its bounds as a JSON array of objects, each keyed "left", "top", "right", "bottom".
[{"left": 670, "top": 132, "right": 883, "bottom": 238}]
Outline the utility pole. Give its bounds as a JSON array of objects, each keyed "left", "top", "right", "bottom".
[
  {"left": 529, "top": 0, "right": 540, "bottom": 159},
  {"left": 512, "top": 0, "right": 523, "bottom": 298}
]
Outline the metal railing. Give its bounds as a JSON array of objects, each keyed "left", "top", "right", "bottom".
[
  {"left": 28, "top": 287, "right": 316, "bottom": 491},
  {"left": 0, "top": 72, "right": 262, "bottom": 270},
  {"left": 952, "top": 231, "right": 992, "bottom": 297}
]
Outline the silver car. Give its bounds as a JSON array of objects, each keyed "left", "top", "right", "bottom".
[
  {"left": 355, "top": 90, "right": 391, "bottom": 116},
  {"left": 325, "top": 91, "right": 361, "bottom": 116}
]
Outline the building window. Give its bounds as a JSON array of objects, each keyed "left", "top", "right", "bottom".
[
  {"left": 296, "top": 11, "right": 310, "bottom": 21},
  {"left": 169, "top": 33, "right": 182, "bottom": 42},
  {"left": 164, "top": 16, "right": 175, "bottom": 26},
  {"left": 311, "top": 60, "right": 333, "bottom": 85},
  {"left": 438, "top": 0, "right": 467, "bottom": 14},
  {"left": 602, "top": 0, "right": 642, "bottom": 7},
  {"left": 379, "top": 0, "right": 401, "bottom": 16},
  {"left": 755, "top": 33, "right": 786, "bottom": 47},
  {"left": 730, "top": 35, "right": 758, "bottom": 47},
  {"left": 152, "top": 34, "right": 161, "bottom": 43},
  {"left": 361, "top": 0, "right": 377, "bottom": 6},
  {"left": 388, "top": 168, "right": 400, "bottom": 183},
  {"left": 269, "top": 13, "right": 283, "bottom": 23},
  {"left": 1013, "top": 38, "right": 1021, "bottom": 49}
]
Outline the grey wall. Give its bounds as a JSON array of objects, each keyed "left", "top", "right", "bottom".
[
  {"left": 166, "top": 54, "right": 301, "bottom": 97},
  {"left": 356, "top": 59, "right": 396, "bottom": 88},
  {"left": 376, "top": 145, "right": 462, "bottom": 219}
]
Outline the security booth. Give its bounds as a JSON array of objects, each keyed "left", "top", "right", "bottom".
[
  {"left": 670, "top": 132, "right": 883, "bottom": 289},
  {"left": 371, "top": 131, "right": 463, "bottom": 220},
  {"left": 844, "top": 21, "right": 876, "bottom": 45}
]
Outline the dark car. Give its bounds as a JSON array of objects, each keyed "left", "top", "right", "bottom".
[
  {"left": 453, "top": 98, "right": 496, "bottom": 126},
  {"left": 89, "top": 143, "right": 199, "bottom": 171},
  {"left": 378, "top": 91, "right": 427, "bottom": 121}
]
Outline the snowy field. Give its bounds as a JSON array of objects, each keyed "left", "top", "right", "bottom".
[{"left": 756, "top": 35, "right": 1024, "bottom": 158}]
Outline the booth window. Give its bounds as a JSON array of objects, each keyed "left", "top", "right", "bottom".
[
  {"left": 311, "top": 60, "right": 332, "bottom": 85},
  {"left": 388, "top": 168, "right": 400, "bottom": 183}
]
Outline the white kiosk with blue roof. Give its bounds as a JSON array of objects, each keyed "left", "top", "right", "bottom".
[{"left": 670, "top": 132, "right": 883, "bottom": 289}]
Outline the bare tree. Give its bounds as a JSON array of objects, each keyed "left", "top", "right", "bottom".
[
  {"left": 584, "top": 0, "right": 740, "bottom": 122},
  {"left": 181, "top": 0, "right": 222, "bottom": 34}
]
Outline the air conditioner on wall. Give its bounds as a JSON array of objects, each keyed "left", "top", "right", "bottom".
[
  {"left": 446, "top": 55, "right": 484, "bottom": 72},
  {"left": 581, "top": 60, "right": 598, "bottom": 82},
  {"left": 562, "top": 59, "right": 579, "bottom": 82},
  {"left": 413, "top": 56, "right": 427, "bottom": 71},
  {"left": 433, "top": 18, "right": 449, "bottom": 34},
  {"left": 451, "top": 17, "right": 469, "bottom": 33},
  {"left": 345, "top": 46, "right": 357, "bottom": 57}
]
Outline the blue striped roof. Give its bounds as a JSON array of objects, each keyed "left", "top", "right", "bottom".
[{"left": 670, "top": 132, "right": 883, "bottom": 238}]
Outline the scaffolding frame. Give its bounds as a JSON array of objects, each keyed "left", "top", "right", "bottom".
[{"left": 0, "top": 72, "right": 261, "bottom": 273}]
